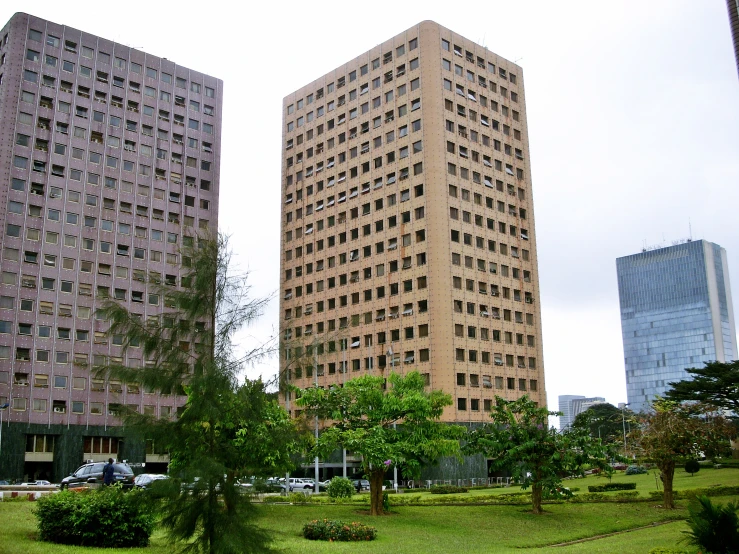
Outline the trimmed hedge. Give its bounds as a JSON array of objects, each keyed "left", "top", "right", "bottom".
[
  {"left": 429, "top": 485, "right": 468, "bottom": 494},
  {"left": 570, "top": 491, "right": 641, "bottom": 503},
  {"left": 588, "top": 482, "right": 637, "bottom": 493},
  {"left": 649, "top": 485, "right": 739, "bottom": 501},
  {"left": 34, "top": 487, "right": 155, "bottom": 547},
  {"left": 303, "top": 519, "right": 376, "bottom": 541}
]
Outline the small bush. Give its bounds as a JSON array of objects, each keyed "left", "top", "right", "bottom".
[
  {"left": 35, "top": 487, "right": 155, "bottom": 547},
  {"left": 382, "top": 491, "right": 390, "bottom": 512},
  {"left": 588, "top": 482, "right": 637, "bottom": 492},
  {"left": 648, "top": 548, "right": 688, "bottom": 554},
  {"left": 682, "top": 496, "right": 739, "bottom": 554},
  {"left": 326, "top": 477, "right": 354, "bottom": 499},
  {"left": 303, "top": 519, "right": 376, "bottom": 542},
  {"left": 626, "top": 465, "right": 648, "bottom": 475},
  {"left": 684, "top": 459, "right": 701, "bottom": 476},
  {"left": 429, "top": 485, "right": 469, "bottom": 494},
  {"left": 288, "top": 491, "right": 310, "bottom": 504}
]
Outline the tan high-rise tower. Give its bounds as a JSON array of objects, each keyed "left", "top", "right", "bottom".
[{"left": 280, "top": 21, "right": 545, "bottom": 423}]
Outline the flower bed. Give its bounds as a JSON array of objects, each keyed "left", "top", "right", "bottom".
[{"left": 303, "top": 519, "right": 376, "bottom": 541}]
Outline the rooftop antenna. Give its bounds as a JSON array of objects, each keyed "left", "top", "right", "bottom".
[
  {"left": 480, "top": 33, "right": 486, "bottom": 48},
  {"left": 688, "top": 218, "right": 693, "bottom": 241},
  {"left": 514, "top": 57, "right": 524, "bottom": 64}
]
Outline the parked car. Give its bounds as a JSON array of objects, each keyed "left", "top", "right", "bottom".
[
  {"left": 288, "top": 478, "right": 315, "bottom": 491},
  {"left": 61, "top": 462, "right": 134, "bottom": 489},
  {"left": 20, "top": 480, "right": 52, "bottom": 486},
  {"left": 134, "top": 474, "right": 169, "bottom": 489},
  {"left": 352, "top": 479, "right": 370, "bottom": 492}
]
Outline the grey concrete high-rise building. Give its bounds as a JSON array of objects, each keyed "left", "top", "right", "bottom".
[
  {"left": 616, "top": 240, "right": 736, "bottom": 414},
  {"left": 0, "top": 13, "right": 221, "bottom": 481},
  {"left": 279, "top": 21, "right": 546, "bottom": 428}
]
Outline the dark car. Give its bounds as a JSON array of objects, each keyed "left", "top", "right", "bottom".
[
  {"left": 352, "top": 479, "right": 370, "bottom": 492},
  {"left": 61, "top": 462, "right": 134, "bottom": 489}
]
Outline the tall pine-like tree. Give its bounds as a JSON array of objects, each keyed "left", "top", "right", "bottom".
[{"left": 96, "top": 234, "right": 302, "bottom": 553}]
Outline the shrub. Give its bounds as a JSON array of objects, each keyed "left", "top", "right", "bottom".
[
  {"left": 588, "top": 483, "right": 637, "bottom": 492},
  {"left": 326, "top": 477, "right": 354, "bottom": 499},
  {"left": 682, "top": 496, "right": 739, "bottom": 554},
  {"left": 288, "top": 492, "right": 310, "bottom": 504},
  {"left": 35, "top": 487, "right": 155, "bottom": 547},
  {"left": 684, "top": 459, "right": 701, "bottom": 477},
  {"left": 303, "top": 519, "right": 376, "bottom": 542},
  {"left": 648, "top": 548, "right": 688, "bottom": 554},
  {"left": 382, "top": 491, "right": 390, "bottom": 512},
  {"left": 429, "top": 485, "right": 469, "bottom": 494},
  {"left": 626, "top": 465, "right": 648, "bottom": 475}
]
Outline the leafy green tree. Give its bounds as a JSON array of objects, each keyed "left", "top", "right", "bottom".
[
  {"left": 571, "top": 403, "right": 632, "bottom": 445},
  {"left": 296, "top": 371, "right": 465, "bottom": 515},
  {"left": 631, "top": 399, "right": 735, "bottom": 509},
  {"left": 464, "top": 395, "right": 610, "bottom": 514},
  {"left": 665, "top": 361, "right": 739, "bottom": 414},
  {"left": 96, "top": 235, "right": 303, "bottom": 553}
]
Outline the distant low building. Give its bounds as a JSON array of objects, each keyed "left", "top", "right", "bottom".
[{"left": 558, "top": 395, "right": 606, "bottom": 431}]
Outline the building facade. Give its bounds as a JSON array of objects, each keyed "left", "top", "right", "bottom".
[
  {"left": 558, "top": 395, "right": 581, "bottom": 431},
  {"left": 558, "top": 395, "right": 606, "bottom": 431},
  {"left": 726, "top": 0, "right": 739, "bottom": 78},
  {"left": 279, "top": 21, "right": 546, "bottom": 427},
  {"left": 616, "top": 240, "right": 736, "bottom": 414},
  {"left": 0, "top": 13, "right": 221, "bottom": 481}
]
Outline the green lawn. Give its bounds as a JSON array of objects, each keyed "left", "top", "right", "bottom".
[{"left": 1, "top": 467, "right": 737, "bottom": 554}]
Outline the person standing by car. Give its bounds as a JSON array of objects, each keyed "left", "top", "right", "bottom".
[{"left": 103, "top": 459, "right": 115, "bottom": 486}]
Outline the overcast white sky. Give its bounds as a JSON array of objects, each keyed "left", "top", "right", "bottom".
[{"left": 3, "top": 0, "right": 738, "bottom": 420}]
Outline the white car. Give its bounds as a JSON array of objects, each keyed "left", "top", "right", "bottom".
[
  {"left": 288, "top": 478, "right": 314, "bottom": 491},
  {"left": 20, "top": 480, "right": 52, "bottom": 486},
  {"left": 134, "top": 474, "right": 169, "bottom": 489}
]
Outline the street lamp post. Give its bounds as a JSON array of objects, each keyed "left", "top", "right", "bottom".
[
  {"left": 0, "top": 403, "right": 9, "bottom": 464},
  {"left": 618, "top": 403, "right": 630, "bottom": 457}
]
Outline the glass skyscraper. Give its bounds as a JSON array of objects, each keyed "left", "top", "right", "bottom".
[{"left": 616, "top": 240, "right": 736, "bottom": 413}]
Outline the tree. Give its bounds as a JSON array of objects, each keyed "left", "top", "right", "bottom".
[
  {"left": 464, "top": 396, "right": 611, "bottom": 514},
  {"left": 665, "top": 361, "right": 739, "bottom": 414},
  {"left": 684, "top": 459, "right": 701, "bottom": 477},
  {"left": 571, "top": 403, "right": 631, "bottom": 445},
  {"left": 96, "top": 235, "right": 303, "bottom": 553},
  {"left": 631, "top": 399, "right": 735, "bottom": 509},
  {"left": 296, "top": 371, "right": 465, "bottom": 515}
]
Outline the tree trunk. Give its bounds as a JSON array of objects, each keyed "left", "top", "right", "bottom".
[
  {"left": 660, "top": 460, "right": 676, "bottom": 509},
  {"left": 531, "top": 482, "right": 543, "bottom": 514},
  {"left": 369, "top": 469, "right": 385, "bottom": 516}
]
